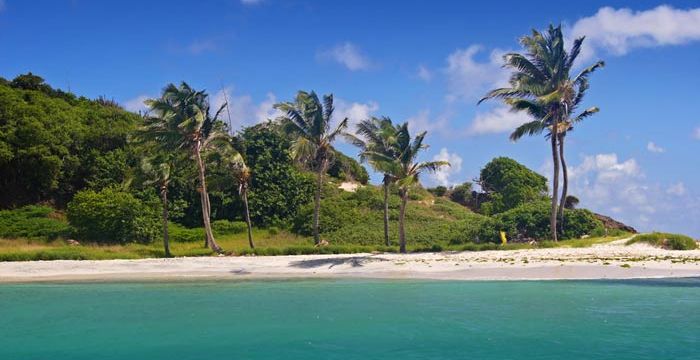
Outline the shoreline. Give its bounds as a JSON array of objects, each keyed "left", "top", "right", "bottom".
[{"left": 2, "top": 242, "right": 700, "bottom": 283}]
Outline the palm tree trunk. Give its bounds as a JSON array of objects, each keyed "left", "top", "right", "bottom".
[
  {"left": 550, "top": 123, "right": 560, "bottom": 242},
  {"left": 557, "top": 134, "right": 568, "bottom": 236},
  {"left": 382, "top": 175, "right": 390, "bottom": 246},
  {"left": 194, "top": 142, "right": 222, "bottom": 253},
  {"left": 161, "top": 186, "right": 171, "bottom": 258},
  {"left": 312, "top": 159, "right": 327, "bottom": 245},
  {"left": 398, "top": 189, "right": 408, "bottom": 254},
  {"left": 242, "top": 186, "right": 254, "bottom": 249}
]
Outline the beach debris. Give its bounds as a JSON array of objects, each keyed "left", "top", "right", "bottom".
[
  {"left": 66, "top": 239, "right": 80, "bottom": 246},
  {"left": 315, "top": 239, "right": 329, "bottom": 247}
]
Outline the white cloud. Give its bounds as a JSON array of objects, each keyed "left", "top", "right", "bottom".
[
  {"left": 123, "top": 95, "right": 151, "bottom": 113},
  {"left": 405, "top": 109, "right": 452, "bottom": 137},
  {"left": 569, "top": 153, "right": 640, "bottom": 182},
  {"left": 561, "top": 153, "right": 700, "bottom": 234},
  {"left": 570, "top": 5, "right": 700, "bottom": 63},
  {"left": 211, "top": 86, "right": 281, "bottom": 131},
  {"left": 334, "top": 98, "right": 379, "bottom": 130},
  {"left": 444, "top": 45, "right": 509, "bottom": 102},
  {"left": 429, "top": 148, "right": 462, "bottom": 186},
  {"left": 667, "top": 182, "right": 687, "bottom": 196},
  {"left": 416, "top": 65, "right": 432, "bottom": 82},
  {"left": 317, "top": 42, "right": 371, "bottom": 71},
  {"left": 646, "top": 141, "right": 665, "bottom": 153},
  {"left": 467, "top": 106, "right": 532, "bottom": 136}
]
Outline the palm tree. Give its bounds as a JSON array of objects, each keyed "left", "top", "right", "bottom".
[
  {"left": 141, "top": 156, "right": 174, "bottom": 257},
  {"left": 141, "top": 82, "right": 228, "bottom": 253},
  {"left": 480, "top": 25, "right": 604, "bottom": 241},
  {"left": 275, "top": 91, "right": 348, "bottom": 245},
  {"left": 211, "top": 140, "right": 255, "bottom": 249},
  {"left": 346, "top": 117, "right": 401, "bottom": 246},
  {"left": 376, "top": 123, "right": 449, "bottom": 253}
]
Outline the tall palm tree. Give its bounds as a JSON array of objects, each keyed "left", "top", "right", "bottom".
[
  {"left": 480, "top": 25, "right": 604, "bottom": 241},
  {"left": 372, "top": 123, "right": 448, "bottom": 253},
  {"left": 508, "top": 78, "right": 600, "bottom": 234},
  {"left": 141, "top": 156, "right": 174, "bottom": 257},
  {"left": 141, "top": 82, "right": 228, "bottom": 253},
  {"left": 346, "top": 116, "right": 401, "bottom": 246},
  {"left": 275, "top": 91, "right": 348, "bottom": 245}
]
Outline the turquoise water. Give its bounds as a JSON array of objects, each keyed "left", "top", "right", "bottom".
[{"left": 1, "top": 279, "right": 698, "bottom": 359}]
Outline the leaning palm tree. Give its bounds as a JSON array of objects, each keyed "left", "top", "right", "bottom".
[
  {"left": 508, "top": 78, "right": 600, "bottom": 234},
  {"left": 375, "top": 123, "right": 448, "bottom": 253},
  {"left": 140, "top": 82, "right": 228, "bottom": 253},
  {"left": 346, "top": 117, "right": 401, "bottom": 246},
  {"left": 274, "top": 91, "right": 348, "bottom": 245},
  {"left": 480, "top": 24, "right": 604, "bottom": 241},
  {"left": 211, "top": 140, "right": 255, "bottom": 249},
  {"left": 141, "top": 155, "right": 174, "bottom": 257}
]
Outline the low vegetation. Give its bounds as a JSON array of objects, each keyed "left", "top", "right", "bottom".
[{"left": 627, "top": 233, "right": 698, "bottom": 250}]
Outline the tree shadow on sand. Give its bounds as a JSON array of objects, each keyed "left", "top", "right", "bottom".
[{"left": 290, "top": 256, "right": 389, "bottom": 269}]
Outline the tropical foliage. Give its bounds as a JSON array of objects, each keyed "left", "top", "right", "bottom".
[{"left": 1, "top": 23, "right": 638, "bottom": 259}]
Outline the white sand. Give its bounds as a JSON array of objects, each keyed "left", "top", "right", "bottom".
[{"left": 1, "top": 240, "right": 699, "bottom": 283}]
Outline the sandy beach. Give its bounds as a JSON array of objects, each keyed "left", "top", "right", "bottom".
[{"left": 1, "top": 239, "right": 699, "bottom": 283}]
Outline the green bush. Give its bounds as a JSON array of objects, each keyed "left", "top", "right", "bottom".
[
  {"left": 67, "top": 188, "right": 159, "bottom": 244},
  {"left": 478, "top": 157, "right": 548, "bottom": 214},
  {"left": 0, "top": 205, "right": 72, "bottom": 240},
  {"left": 494, "top": 201, "right": 601, "bottom": 241},
  {"left": 212, "top": 220, "right": 247, "bottom": 235},
  {"left": 627, "top": 232, "right": 697, "bottom": 250},
  {"left": 168, "top": 223, "right": 205, "bottom": 243}
]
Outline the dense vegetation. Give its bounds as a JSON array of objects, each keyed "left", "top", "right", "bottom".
[{"left": 0, "top": 56, "right": 671, "bottom": 260}]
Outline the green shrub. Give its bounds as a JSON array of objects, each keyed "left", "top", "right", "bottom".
[
  {"left": 494, "top": 201, "right": 601, "bottom": 241},
  {"left": 168, "top": 223, "right": 205, "bottom": 243},
  {"left": 0, "top": 205, "right": 72, "bottom": 240},
  {"left": 67, "top": 188, "right": 159, "bottom": 244},
  {"left": 427, "top": 186, "right": 448, "bottom": 197},
  {"left": 267, "top": 226, "right": 279, "bottom": 236},
  {"left": 627, "top": 232, "right": 697, "bottom": 250},
  {"left": 212, "top": 220, "right": 247, "bottom": 235}
]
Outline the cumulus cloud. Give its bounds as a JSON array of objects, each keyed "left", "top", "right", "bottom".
[
  {"left": 667, "top": 182, "right": 687, "bottom": 196},
  {"left": 429, "top": 148, "right": 462, "bottom": 186},
  {"left": 569, "top": 153, "right": 641, "bottom": 182},
  {"left": 211, "top": 86, "right": 281, "bottom": 131},
  {"left": 123, "top": 95, "right": 151, "bottom": 113},
  {"left": 570, "top": 5, "right": 700, "bottom": 63},
  {"left": 444, "top": 45, "right": 509, "bottom": 102},
  {"left": 467, "top": 106, "right": 532, "bottom": 136},
  {"left": 416, "top": 65, "right": 432, "bottom": 82},
  {"left": 317, "top": 42, "right": 371, "bottom": 71},
  {"left": 646, "top": 141, "right": 665, "bottom": 153},
  {"left": 405, "top": 109, "right": 453, "bottom": 137},
  {"left": 333, "top": 98, "right": 379, "bottom": 131},
  {"left": 540, "top": 152, "right": 700, "bottom": 234}
]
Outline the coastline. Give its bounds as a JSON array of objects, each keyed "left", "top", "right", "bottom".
[{"left": 2, "top": 241, "right": 699, "bottom": 283}]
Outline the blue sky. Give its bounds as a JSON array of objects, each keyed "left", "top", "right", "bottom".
[{"left": 1, "top": 0, "right": 700, "bottom": 235}]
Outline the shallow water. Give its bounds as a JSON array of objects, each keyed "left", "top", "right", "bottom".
[{"left": 1, "top": 278, "right": 698, "bottom": 359}]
